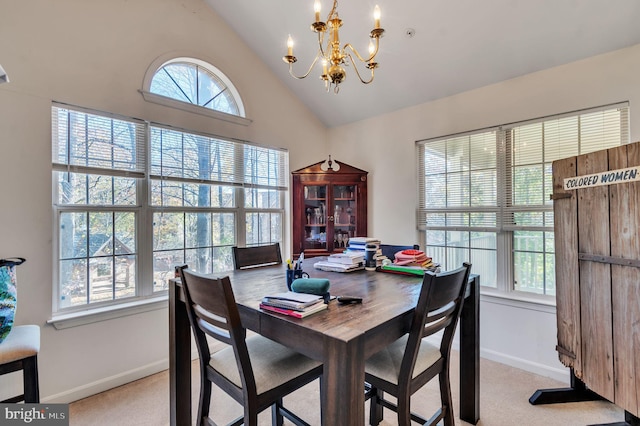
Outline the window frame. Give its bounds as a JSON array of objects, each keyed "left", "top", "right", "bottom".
[
  {"left": 417, "top": 102, "right": 630, "bottom": 302},
  {"left": 140, "top": 56, "right": 252, "bottom": 126},
  {"left": 51, "top": 103, "right": 287, "bottom": 318}
]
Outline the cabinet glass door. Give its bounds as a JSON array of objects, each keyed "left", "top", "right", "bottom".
[
  {"left": 303, "top": 185, "right": 327, "bottom": 251},
  {"left": 331, "top": 185, "right": 356, "bottom": 251}
]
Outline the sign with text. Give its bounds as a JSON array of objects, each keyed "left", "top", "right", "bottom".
[{"left": 563, "top": 166, "right": 640, "bottom": 190}]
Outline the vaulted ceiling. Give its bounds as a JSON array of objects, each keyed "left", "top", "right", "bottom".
[{"left": 205, "top": 0, "right": 640, "bottom": 128}]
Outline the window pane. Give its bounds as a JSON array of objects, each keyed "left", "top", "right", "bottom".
[
  {"left": 470, "top": 248, "right": 497, "bottom": 288},
  {"left": 513, "top": 231, "right": 553, "bottom": 295},
  {"left": 59, "top": 258, "right": 87, "bottom": 307},
  {"left": 212, "top": 246, "right": 234, "bottom": 273},
  {"left": 56, "top": 172, "right": 136, "bottom": 206},
  {"left": 186, "top": 212, "right": 212, "bottom": 249},
  {"left": 514, "top": 251, "right": 545, "bottom": 294},
  {"left": 212, "top": 213, "right": 236, "bottom": 246},
  {"left": 154, "top": 213, "right": 185, "bottom": 251},
  {"left": 245, "top": 188, "right": 282, "bottom": 209},
  {"left": 153, "top": 250, "right": 184, "bottom": 292},
  {"left": 60, "top": 212, "right": 87, "bottom": 258},
  {"left": 115, "top": 255, "right": 136, "bottom": 299},
  {"left": 246, "top": 212, "right": 281, "bottom": 246},
  {"left": 115, "top": 212, "right": 136, "bottom": 254},
  {"left": 513, "top": 165, "right": 544, "bottom": 205}
]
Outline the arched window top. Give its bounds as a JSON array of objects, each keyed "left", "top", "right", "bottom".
[{"left": 142, "top": 56, "right": 249, "bottom": 126}]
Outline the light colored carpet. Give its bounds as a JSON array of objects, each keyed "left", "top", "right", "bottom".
[{"left": 68, "top": 351, "right": 624, "bottom": 425}]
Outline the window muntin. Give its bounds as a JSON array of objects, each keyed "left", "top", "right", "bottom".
[
  {"left": 418, "top": 103, "right": 629, "bottom": 298},
  {"left": 53, "top": 105, "right": 287, "bottom": 313},
  {"left": 148, "top": 58, "right": 244, "bottom": 118}
]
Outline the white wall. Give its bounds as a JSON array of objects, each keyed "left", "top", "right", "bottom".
[
  {"left": 0, "top": 0, "right": 327, "bottom": 402},
  {"left": 328, "top": 43, "right": 640, "bottom": 382}
]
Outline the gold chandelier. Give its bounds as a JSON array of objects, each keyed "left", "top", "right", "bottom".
[{"left": 282, "top": 0, "right": 384, "bottom": 94}]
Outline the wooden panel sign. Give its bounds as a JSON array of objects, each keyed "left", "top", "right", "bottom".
[
  {"left": 553, "top": 140, "right": 640, "bottom": 416},
  {"left": 608, "top": 144, "right": 640, "bottom": 416}
]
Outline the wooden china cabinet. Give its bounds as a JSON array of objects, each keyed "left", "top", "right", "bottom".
[{"left": 292, "top": 159, "right": 368, "bottom": 259}]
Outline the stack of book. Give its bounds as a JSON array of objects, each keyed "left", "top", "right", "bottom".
[
  {"left": 260, "top": 291, "right": 327, "bottom": 318},
  {"left": 345, "top": 237, "right": 383, "bottom": 270},
  {"left": 313, "top": 251, "right": 365, "bottom": 273}
]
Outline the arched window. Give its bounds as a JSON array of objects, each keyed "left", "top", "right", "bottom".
[{"left": 142, "top": 57, "right": 249, "bottom": 125}]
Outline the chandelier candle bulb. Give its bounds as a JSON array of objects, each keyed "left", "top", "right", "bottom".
[
  {"left": 314, "top": 0, "right": 321, "bottom": 23},
  {"left": 287, "top": 35, "right": 293, "bottom": 56},
  {"left": 374, "top": 5, "right": 381, "bottom": 29}
]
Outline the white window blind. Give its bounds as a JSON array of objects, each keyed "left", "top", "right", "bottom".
[
  {"left": 52, "top": 104, "right": 146, "bottom": 179},
  {"left": 150, "top": 125, "right": 287, "bottom": 192},
  {"left": 502, "top": 104, "right": 629, "bottom": 232},
  {"left": 418, "top": 103, "right": 629, "bottom": 234},
  {"left": 417, "top": 130, "right": 499, "bottom": 232}
]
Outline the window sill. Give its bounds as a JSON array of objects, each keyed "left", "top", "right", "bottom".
[
  {"left": 140, "top": 91, "right": 253, "bottom": 126},
  {"left": 48, "top": 296, "right": 168, "bottom": 330},
  {"left": 479, "top": 289, "right": 556, "bottom": 314}
]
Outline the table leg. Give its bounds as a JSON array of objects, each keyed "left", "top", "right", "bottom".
[
  {"left": 322, "top": 333, "right": 365, "bottom": 425},
  {"left": 169, "top": 279, "right": 192, "bottom": 426},
  {"left": 459, "top": 275, "right": 480, "bottom": 424}
]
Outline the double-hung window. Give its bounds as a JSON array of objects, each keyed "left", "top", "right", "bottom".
[
  {"left": 149, "top": 126, "right": 287, "bottom": 291},
  {"left": 52, "top": 105, "right": 146, "bottom": 309},
  {"left": 52, "top": 105, "right": 287, "bottom": 313},
  {"left": 417, "top": 103, "right": 629, "bottom": 299}
]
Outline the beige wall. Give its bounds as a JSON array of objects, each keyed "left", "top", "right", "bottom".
[{"left": 0, "top": 0, "right": 326, "bottom": 401}]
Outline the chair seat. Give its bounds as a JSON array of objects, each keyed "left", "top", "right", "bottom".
[
  {"left": 365, "top": 334, "right": 441, "bottom": 384},
  {"left": 0, "top": 325, "right": 40, "bottom": 364},
  {"left": 210, "top": 334, "right": 322, "bottom": 394}
]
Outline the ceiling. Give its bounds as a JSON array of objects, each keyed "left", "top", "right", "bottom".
[{"left": 204, "top": 0, "right": 640, "bottom": 128}]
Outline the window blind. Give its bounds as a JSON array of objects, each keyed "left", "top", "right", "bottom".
[
  {"left": 51, "top": 104, "right": 146, "bottom": 178},
  {"left": 417, "top": 102, "right": 629, "bottom": 233},
  {"left": 417, "top": 130, "right": 499, "bottom": 232},
  {"left": 150, "top": 125, "right": 288, "bottom": 191},
  {"left": 502, "top": 104, "right": 629, "bottom": 232}
]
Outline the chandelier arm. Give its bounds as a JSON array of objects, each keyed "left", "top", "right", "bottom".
[
  {"left": 343, "top": 39, "right": 379, "bottom": 64},
  {"left": 327, "top": 0, "right": 338, "bottom": 21},
  {"left": 317, "top": 30, "right": 328, "bottom": 59},
  {"left": 346, "top": 53, "right": 375, "bottom": 84},
  {"left": 288, "top": 53, "right": 323, "bottom": 80}
]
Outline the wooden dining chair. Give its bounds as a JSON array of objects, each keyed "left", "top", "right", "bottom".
[
  {"left": 365, "top": 262, "right": 472, "bottom": 426},
  {"left": 178, "top": 266, "right": 322, "bottom": 426},
  {"left": 232, "top": 243, "right": 283, "bottom": 270}
]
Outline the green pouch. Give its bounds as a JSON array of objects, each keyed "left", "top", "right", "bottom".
[{"left": 291, "top": 278, "right": 330, "bottom": 301}]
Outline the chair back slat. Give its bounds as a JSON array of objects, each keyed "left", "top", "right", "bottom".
[
  {"left": 232, "top": 243, "right": 283, "bottom": 270},
  {"left": 400, "top": 262, "right": 472, "bottom": 381},
  {"left": 178, "top": 266, "right": 256, "bottom": 393}
]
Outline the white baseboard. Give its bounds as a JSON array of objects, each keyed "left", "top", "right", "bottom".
[
  {"left": 427, "top": 335, "right": 571, "bottom": 385},
  {"left": 42, "top": 359, "right": 170, "bottom": 404},
  {"left": 42, "top": 344, "right": 569, "bottom": 404},
  {"left": 479, "top": 347, "right": 570, "bottom": 384}
]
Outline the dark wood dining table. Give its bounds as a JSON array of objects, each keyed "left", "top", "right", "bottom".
[{"left": 169, "top": 260, "right": 480, "bottom": 426}]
